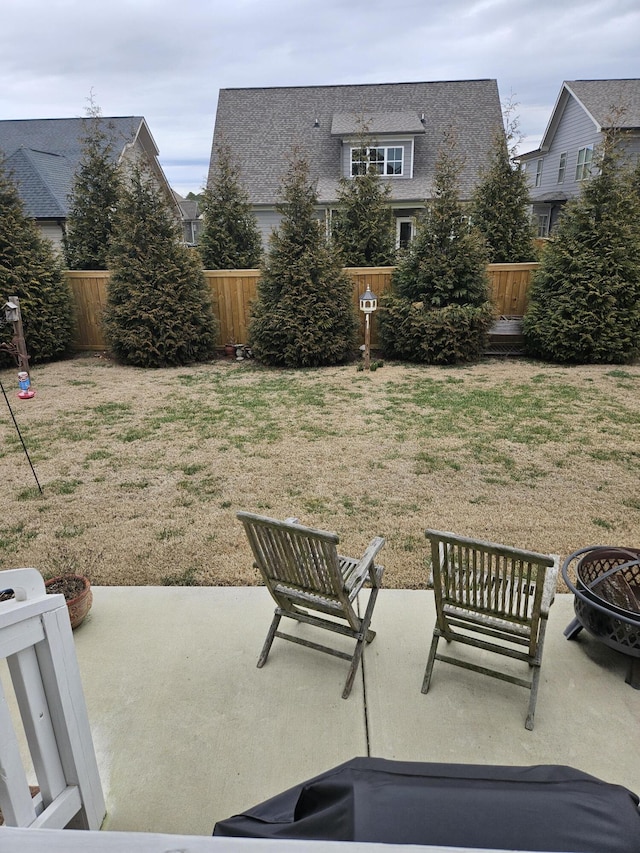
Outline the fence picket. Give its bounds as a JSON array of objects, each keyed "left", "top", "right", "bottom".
[{"left": 65, "top": 264, "right": 538, "bottom": 352}]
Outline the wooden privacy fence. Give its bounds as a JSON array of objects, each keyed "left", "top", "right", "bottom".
[{"left": 66, "top": 264, "right": 538, "bottom": 352}]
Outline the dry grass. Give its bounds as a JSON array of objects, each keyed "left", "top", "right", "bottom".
[{"left": 1, "top": 354, "right": 639, "bottom": 589}]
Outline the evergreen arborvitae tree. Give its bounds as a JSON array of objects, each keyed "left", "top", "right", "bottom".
[
  {"left": 331, "top": 148, "right": 396, "bottom": 266},
  {"left": 471, "top": 110, "right": 534, "bottom": 263},
  {"left": 249, "top": 153, "right": 357, "bottom": 367},
  {"left": 199, "top": 141, "right": 262, "bottom": 269},
  {"left": 63, "top": 102, "right": 122, "bottom": 269},
  {"left": 0, "top": 158, "right": 73, "bottom": 364},
  {"left": 103, "top": 166, "right": 218, "bottom": 367},
  {"left": 378, "top": 130, "right": 492, "bottom": 364},
  {"left": 523, "top": 130, "right": 640, "bottom": 364}
]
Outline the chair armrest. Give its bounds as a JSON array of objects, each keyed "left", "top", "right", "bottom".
[
  {"left": 340, "top": 536, "right": 385, "bottom": 595},
  {"left": 541, "top": 556, "right": 560, "bottom": 615},
  {"left": 359, "top": 536, "right": 386, "bottom": 587}
]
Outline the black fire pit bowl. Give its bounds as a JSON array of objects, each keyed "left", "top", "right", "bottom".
[{"left": 562, "top": 545, "right": 640, "bottom": 688}]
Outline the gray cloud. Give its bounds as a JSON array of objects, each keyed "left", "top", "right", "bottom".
[{"left": 1, "top": 0, "right": 638, "bottom": 194}]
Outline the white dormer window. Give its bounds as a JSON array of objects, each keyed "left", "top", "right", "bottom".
[{"left": 351, "top": 146, "right": 404, "bottom": 177}]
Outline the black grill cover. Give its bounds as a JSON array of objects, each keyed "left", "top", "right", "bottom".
[{"left": 213, "top": 757, "right": 640, "bottom": 852}]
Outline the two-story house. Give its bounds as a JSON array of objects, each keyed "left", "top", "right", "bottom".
[
  {"left": 519, "top": 79, "right": 640, "bottom": 237},
  {"left": 208, "top": 80, "right": 503, "bottom": 250},
  {"left": 0, "top": 116, "right": 181, "bottom": 250}
]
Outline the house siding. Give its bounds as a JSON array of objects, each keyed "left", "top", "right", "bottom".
[
  {"left": 624, "top": 136, "right": 640, "bottom": 160},
  {"left": 38, "top": 222, "right": 65, "bottom": 251},
  {"left": 255, "top": 207, "right": 328, "bottom": 248},
  {"left": 255, "top": 209, "right": 281, "bottom": 247},
  {"left": 528, "top": 95, "right": 600, "bottom": 200}
]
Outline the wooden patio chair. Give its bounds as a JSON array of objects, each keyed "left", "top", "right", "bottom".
[
  {"left": 237, "top": 511, "right": 385, "bottom": 698},
  {"left": 422, "top": 529, "right": 559, "bottom": 730}
]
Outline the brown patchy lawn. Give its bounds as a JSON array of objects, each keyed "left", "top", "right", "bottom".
[{"left": 1, "top": 354, "right": 639, "bottom": 589}]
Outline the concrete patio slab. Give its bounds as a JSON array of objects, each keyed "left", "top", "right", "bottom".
[
  {"left": 3, "top": 585, "right": 638, "bottom": 840},
  {"left": 70, "top": 586, "right": 369, "bottom": 836},
  {"left": 365, "top": 591, "right": 639, "bottom": 793}
]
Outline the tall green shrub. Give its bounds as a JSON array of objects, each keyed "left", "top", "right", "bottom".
[
  {"left": 0, "top": 158, "right": 73, "bottom": 364},
  {"left": 471, "top": 110, "right": 534, "bottom": 263},
  {"left": 523, "top": 131, "right": 640, "bottom": 364},
  {"left": 331, "top": 147, "right": 396, "bottom": 266},
  {"left": 63, "top": 102, "right": 122, "bottom": 270},
  {"left": 103, "top": 166, "right": 218, "bottom": 367},
  {"left": 199, "top": 141, "right": 262, "bottom": 269},
  {"left": 379, "top": 130, "right": 492, "bottom": 364},
  {"left": 249, "top": 153, "right": 356, "bottom": 367}
]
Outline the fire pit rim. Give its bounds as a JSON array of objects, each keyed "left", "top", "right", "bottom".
[{"left": 561, "top": 545, "right": 640, "bottom": 628}]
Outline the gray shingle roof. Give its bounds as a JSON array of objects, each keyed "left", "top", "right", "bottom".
[
  {"left": 210, "top": 80, "right": 502, "bottom": 205},
  {"left": 4, "top": 148, "right": 72, "bottom": 217},
  {"left": 330, "top": 111, "right": 426, "bottom": 136},
  {"left": 0, "top": 117, "right": 144, "bottom": 218},
  {"left": 566, "top": 80, "right": 640, "bottom": 129}
]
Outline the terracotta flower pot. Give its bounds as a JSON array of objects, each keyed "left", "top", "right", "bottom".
[{"left": 45, "top": 574, "right": 93, "bottom": 629}]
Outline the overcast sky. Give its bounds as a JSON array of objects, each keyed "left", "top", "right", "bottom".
[{"left": 1, "top": 0, "right": 638, "bottom": 196}]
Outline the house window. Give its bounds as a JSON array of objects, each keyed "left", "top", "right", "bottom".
[
  {"left": 396, "top": 217, "right": 415, "bottom": 249},
  {"left": 575, "top": 146, "right": 593, "bottom": 181},
  {"left": 536, "top": 214, "right": 549, "bottom": 238},
  {"left": 351, "top": 146, "right": 404, "bottom": 177},
  {"left": 534, "top": 159, "right": 543, "bottom": 187},
  {"left": 557, "top": 152, "right": 567, "bottom": 183}
]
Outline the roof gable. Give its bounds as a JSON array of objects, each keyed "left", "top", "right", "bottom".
[
  {"left": 4, "top": 147, "right": 74, "bottom": 217},
  {"left": 525, "top": 79, "right": 640, "bottom": 157},
  {"left": 566, "top": 79, "right": 640, "bottom": 129},
  {"left": 210, "top": 80, "right": 502, "bottom": 205},
  {"left": 0, "top": 117, "right": 147, "bottom": 219}
]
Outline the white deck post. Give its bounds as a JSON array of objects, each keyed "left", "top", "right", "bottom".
[{"left": 0, "top": 568, "right": 105, "bottom": 830}]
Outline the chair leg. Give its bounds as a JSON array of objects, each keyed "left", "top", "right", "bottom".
[
  {"left": 342, "top": 587, "right": 380, "bottom": 699},
  {"left": 526, "top": 615, "right": 550, "bottom": 729},
  {"left": 526, "top": 663, "right": 541, "bottom": 730},
  {"left": 342, "top": 637, "right": 365, "bottom": 699},
  {"left": 421, "top": 631, "right": 440, "bottom": 694},
  {"left": 257, "top": 612, "right": 281, "bottom": 668},
  {"left": 361, "top": 586, "right": 379, "bottom": 644}
]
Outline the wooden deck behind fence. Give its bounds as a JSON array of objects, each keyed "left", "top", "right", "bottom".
[{"left": 66, "top": 263, "right": 539, "bottom": 351}]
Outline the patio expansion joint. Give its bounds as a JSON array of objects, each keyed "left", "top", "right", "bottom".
[{"left": 362, "top": 647, "right": 372, "bottom": 758}]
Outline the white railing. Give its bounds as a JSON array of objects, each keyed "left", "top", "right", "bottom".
[
  {"left": 0, "top": 568, "right": 105, "bottom": 831},
  {"left": 0, "top": 828, "right": 528, "bottom": 852}
]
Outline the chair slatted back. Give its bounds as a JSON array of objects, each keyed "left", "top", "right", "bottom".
[
  {"left": 238, "top": 512, "right": 343, "bottom": 599},
  {"left": 427, "top": 530, "right": 555, "bottom": 650}
]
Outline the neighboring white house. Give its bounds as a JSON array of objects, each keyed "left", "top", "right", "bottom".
[
  {"left": 0, "top": 116, "right": 181, "bottom": 250},
  {"left": 519, "top": 79, "right": 640, "bottom": 237},
  {"left": 209, "top": 80, "right": 503, "bottom": 250}
]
